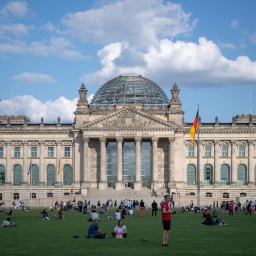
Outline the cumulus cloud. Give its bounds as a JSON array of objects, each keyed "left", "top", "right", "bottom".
[
  {"left": 0, "top": 1, "right": 29, "bottom": 18},
  {"left": 81, "top": 37, "right": 256, "bottom": 89},
  {"left": 0, "top": 95, "right": 77, "bottom": 123},
  {"left": 29, "top": 37, "right": 86, "bottom": 59},
  {"left": 0, "top": 23, "right": 33, "bottom": 37},
  {"left": 62, "top": 0, "right": 197, "bottom": 47},
  {"left": 13, "top": 72, "right": 55, "bottom": 83}
]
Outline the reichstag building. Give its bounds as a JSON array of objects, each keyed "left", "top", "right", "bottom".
[{"left": 0, "top": 74, "right": 255, "bottom": 205}]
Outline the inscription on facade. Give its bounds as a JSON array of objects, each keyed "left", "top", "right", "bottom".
[{"left": 105, "top": 132, "right": 152, "bottom": 137}]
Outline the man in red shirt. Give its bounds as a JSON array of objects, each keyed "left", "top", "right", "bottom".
[
  {"left": 228, "top": 201, "right": 234, "bottom": 216},
  {"left": 161, "top": 194, "right": 176, "bottom": 246}
]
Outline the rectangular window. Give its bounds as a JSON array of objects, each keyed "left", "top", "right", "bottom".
[
  {"left": 188, "top": 147, "right": 194, "bottom": 157},
  {"left": 0, "top": 147, "right": 3, "bottom": 158},
  {"left": 64, "top": 147, "right": 70, "bottom": 157},
  {"left": 14, "top": 147, "right": 20, "bottom": 157},
  {"left": 48, "top": 147, "right": 54, "bottom": 157},
  {"left": 239, "top": 146, "right": 245, "bottom": 157},
  {"left": 31, "top": 147, "right": 37, "bottom": 158},
  {"left": 222, "top": 145, "right": 228, "bottom": 157},
  {"left": 205, "top": 146, "right": 211, "bottom": 157}
]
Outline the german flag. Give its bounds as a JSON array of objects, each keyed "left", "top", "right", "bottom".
[
  {"left": 57, "top": 158, "right": 60, "bottom": 175},
  {"left": 190, "top": 111, "right": 199, "bottom": 146}
]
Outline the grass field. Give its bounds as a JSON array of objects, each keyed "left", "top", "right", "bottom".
[{"left": 0, "top": 207, "right": 256, "bottom": 256}]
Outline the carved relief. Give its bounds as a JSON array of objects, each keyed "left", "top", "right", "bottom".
[{"left": 85, "top": 108, "right": 173, "bottom": 129}]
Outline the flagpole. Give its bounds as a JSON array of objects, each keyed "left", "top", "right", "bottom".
[
  {"left": 197, "top": 104, "right": 200, "bottom": 208},
  {"left": 45, "top": 167, "right": 47, "bottom": 208},
  {"left": 58, "top": 158, "right": 61, "bottom": 204},
  {"left": 30, "top": 161, "right": 32, "bottom": 207}
]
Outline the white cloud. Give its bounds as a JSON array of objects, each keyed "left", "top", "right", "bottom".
[
  {"left": 218, "top": 42, "right": 236, "bottom": 49},
  {"left": 12, "top": 72, "right": 55, "bottom": 83},
  {"left": 40, "top": 22, "right": 55, "bottom": 32},
  {"left": 0, "top": 95, "right": 77, "bottom": 123},
  {"left": 249, "top": 32, "right": 256, "bottom": 45},
  {"left": 62, "top": 0, "right": 197, "bottom": 47},
  {"left": 0, "top": 41, "right": 25, "bottom": 55},
  {"left": 0, "top": 23, "right": 33, "bottom": 36},
  {"left": 81, "top": 37, "right": 256, "bottom": 88},
  {"left": 0, "top": 1, "right": 29, "bottom": 18},
  {"left": 29, "top": 37, "right": 86, "bottom": 59},
  {"left": 231, "top": 20, "right": 238, "bottom": 29}
]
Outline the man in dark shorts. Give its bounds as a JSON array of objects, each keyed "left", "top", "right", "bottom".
[{"left": 161, "top": 194, "right": 175, "bottom": 246}]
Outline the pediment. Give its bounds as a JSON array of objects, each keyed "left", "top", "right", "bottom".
[{"left": 83, "top": 107, "right": 176, "bottom": 130}]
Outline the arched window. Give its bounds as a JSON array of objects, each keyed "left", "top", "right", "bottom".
[
  {"left": 0, "top": 165, "right": 5, "bottom": 185},
  {"left": 47, "top": 164, "right": 55, "bottom": 185},
  {"left": 237, "top": 164, "right": 247, "bottom": 185},
  {"left": 63, "top": 164, "right": 73, "bottom": 185},
  {"left": 187, "top": 164, "right": 196, "bottom": 185},
  {"left": 204, "top": 164, "right": 213, "bottom": 185},
  {"left": 223, "top": 192, "right": 229, "bottom": 198},
  {"left": 221, "top": 164, "right": 230, "bottom": 185},
  {"left": 30, "top": 165, "right": 39, "bottom": 185},
  {"left": 13, "top": 165, "right": 22, "bottom": 185},
  {"left": 206, "top": 192, "right": 212, "bottom": 197}
]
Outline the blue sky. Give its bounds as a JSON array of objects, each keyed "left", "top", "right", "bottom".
[{"left": 0, "top": 0, "right": 256, "bottom": 123}]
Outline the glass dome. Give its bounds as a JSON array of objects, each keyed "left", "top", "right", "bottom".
[{"left": 90, "top": 74, "right": 169, "bottom": 108}]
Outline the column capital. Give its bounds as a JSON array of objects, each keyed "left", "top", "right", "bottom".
[
  {"left": 168, "top": 137, "right": 175, "bottom": 143},
  {"left": 99, "top": 137, "right": 106, "bottom": 143},
  {"left": 135, "top": 136, "right": 142, "bottom": 143},
  {"left": 39, "top": 140, "right": 45, "bottom": 146},
  {"left": 56, "top": 140, "right": 62, "bottom": 146},
  {"left": 116, "top": 137, "right": 123, "bottom": 143},
  {"left": 214, "top": 140, "right": 220, "bottom": 145},
  {"left": 83, "top": 137, "right": 90, "bottom": 143},
  {"left": 248, "top": 140, "right": 254, "bottom": 145},
  {"left": 22, "top": 140, "right": 28, "bottom": 146},
  {"left": 151, "top": 137, "right": 158, "bottom": 143}
]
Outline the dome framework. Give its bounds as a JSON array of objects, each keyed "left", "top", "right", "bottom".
[{"left": 90, "top": 74, "right": 169, "bottom": 108}]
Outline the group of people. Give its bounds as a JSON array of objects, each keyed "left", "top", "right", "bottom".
[{"left": 87, "top": 218, "right": 127, "bottom": 239}]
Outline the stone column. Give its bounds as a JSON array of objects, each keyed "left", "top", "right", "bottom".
[
  {"left": 248, "top": 140, "right": 254, "bottom": 186},
  {"left": 134, "top": 137, "right": 142, "bottom": 190},
  {"left": 116, "top": 137, "right": 123, "bottom": 190},
  {"left": 151, "top": 137, "right": 158, "bottom": 189},
  {"left": 39, "top": 140, "right": 45, "bottom": 185},
  {"left": 22, "top": 140, "right": 29, "bottom": 184},
  {"left": 99, "top": 137, "right": 107, "bottom": 190},
  {"left": 231, "top": 140, "right": 237, "bottom": 185},
  {"left": 168, "top": 137, "right": 176, "bottom": 189},
  {"left": 73, "top": 132, "right": 81, "bottom": 188},
  {"left": 82, "top": 137, "right": 90, "bottom": 189},
  {"left": 214, "top": 140, "right": 220, "bottom": 186},
  {"left": 5, "top": 141, "right": 12, "bottom": 184},
  {"left": 56, "top": 140, "right": 62, "bottom": 185}
]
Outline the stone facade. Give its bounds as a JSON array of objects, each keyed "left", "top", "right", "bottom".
[{"left": 0, "top": 76, "right": 256, "bottom": 206}]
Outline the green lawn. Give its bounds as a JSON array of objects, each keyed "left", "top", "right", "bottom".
[{"left": 0, "top": 208, "right": 255, "bottom": 256}]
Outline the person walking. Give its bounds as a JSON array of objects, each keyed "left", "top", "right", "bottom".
[
  {"left": 151, "top": 200, "right": 158, "bottom": 216},
  {"left": 139, "top": 199, "right": 145, "bottom": 217},
  {"left": 161, "top": 194, "right": 176, "bottom": 247}
]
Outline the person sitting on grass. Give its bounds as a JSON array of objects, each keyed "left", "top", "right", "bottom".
[
  {"left": 87, "top": 218, "right": 106, "bottom": 239},
  {"left": 42, "top": 209, "right": 50, "bottom": 220},
  {"left": 111, "top": 220, "right": 127, "bottom": 238},
  {"left": 54, "top": 210, "right": 64, "bottom": 220},
  {"left": 2, "top": 217, "right": 16, "bottom": 227}
]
